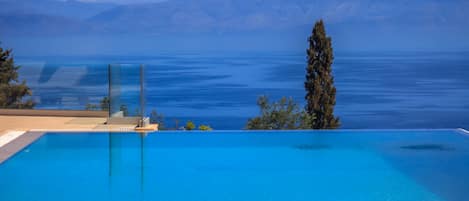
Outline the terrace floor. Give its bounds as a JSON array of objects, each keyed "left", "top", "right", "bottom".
[
  {"left": 0, "top": 115, "right": 141, "bottom": 163},
  {"left": 0, "top": 115, "right": 136, "bottom": 135}
]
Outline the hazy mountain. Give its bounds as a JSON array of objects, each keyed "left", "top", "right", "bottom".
[
  {"left": 87, "top": 0, "right": 469, "bottom": 33},
  {"left": 87, "top": 0, "right": 339, "bottom": 33},
  {"left": 0, "top": 13, "right": 92, "bottom": 35},
  {"left": 2, "top": 0, "right": 468, "bottom": 35},
  {"left": 1, "top": 0, "right": 468, "bottom": 53},
  {"left": 0, "top": 0, "right": 116, "bottom": 20},
  {"left": 0, "top": 0, "right": 117, "bottom": 36}
]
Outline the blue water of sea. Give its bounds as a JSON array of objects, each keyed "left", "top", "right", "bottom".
[
  {"left": 1, "top": 130, "right": 469, "bottom": 201},
  {"left": 16, "top": 52, "right": 469, "bottom": 129}
]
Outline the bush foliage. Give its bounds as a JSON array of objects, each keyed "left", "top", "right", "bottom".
[
  {"left": 246, "top": 96, "right": 314, "bottom": 130},
  {"left": 185, "top": 121, "right": 195, "bottom": 130},
  {"left": 199, "top": 125, "right": 213, "bottom": 131}
]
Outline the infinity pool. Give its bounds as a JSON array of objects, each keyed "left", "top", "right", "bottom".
[{"left": 1, "top": 130, "right": 469, "bottom": 201}]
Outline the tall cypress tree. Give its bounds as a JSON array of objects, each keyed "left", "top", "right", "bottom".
[
  {"left": 304, "top": 20, "right": 340, "bottom": 129},
  {"left": 0, "top": 45, "right": 34, "bottom": 109}
]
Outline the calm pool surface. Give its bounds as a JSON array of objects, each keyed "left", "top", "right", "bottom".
[{"left": 1, "top": 130, "right": 469, "bottom": 201}]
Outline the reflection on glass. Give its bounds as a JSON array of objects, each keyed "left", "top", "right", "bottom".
[{"left": 17, "top": 60, "right": 108, "bottom": 110}]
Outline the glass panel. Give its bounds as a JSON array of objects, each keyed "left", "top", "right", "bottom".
[
  {"left": 108, "top": 64, "right": 144, "bottom": 123},
  {"left": 15, "top": 58, "right": 108, "bottom": 111}
]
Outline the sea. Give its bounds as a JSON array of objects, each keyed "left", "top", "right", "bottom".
[{"left": 15, "top": 51, "right": 469, "bottom": 129}]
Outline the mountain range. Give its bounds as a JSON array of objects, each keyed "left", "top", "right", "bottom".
[
  {"left": 1, "top": 0, "right": 468, "bottom": 35},
  {"left": 1, "top": 0, "right": 468, "bottom": 53}
]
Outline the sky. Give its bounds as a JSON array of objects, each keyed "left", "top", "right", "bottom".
[{"left": 1, "top": 0, "right": 468, "bottom": 55}]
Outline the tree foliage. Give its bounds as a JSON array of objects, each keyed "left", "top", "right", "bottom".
[
  {"left": 304, "top": 20, "right": 340, "bottom": 129},
  {"left": 100, "top": 97, "right": 110, "bottom": 111},
  {"left": 85, "top": 103, "right": 98, "bottom": 111},
  {"left": 150, "top": 109, "right": 166, "bottom": 130},
  {"left": 246, "top": 96, "right": 314, "bottom": 130},
  {"left": 0, "top": 46, "right": 34, "bottom": 109},
  {"left": 85, "top": 97, "right": 110, "bottom": 111}
]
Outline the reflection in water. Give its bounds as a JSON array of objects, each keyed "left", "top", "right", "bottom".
[
  {"left": 108, "top": 132, "right": 148, "bottom": 200},
  {"left": 293, "top": 144, "right": 331, "bottom": 150},
  {"left": 139, "top": 132, "right": 145, "bottom": 193},
  {"left": 399, "top": 144, "right": 455, "bottom": 151}
]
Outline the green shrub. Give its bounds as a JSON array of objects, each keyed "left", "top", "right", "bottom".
[
  {"left": 246, "top": 95, "right": 314, "bottom": 130},
  {"left": 199, "top": 125, "right": 213, "bottom": 131},
  {"left": 185, "top": 121, "right": 195, "bottom": 131}
]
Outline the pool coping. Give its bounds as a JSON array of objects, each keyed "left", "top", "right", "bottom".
[
  {"left": 0, "top": 132, "right": 45, "bottom": 164},
  {"left": 457, "top": 128, "right": 469, "bottom": 135},
  {"left": 29, "top": 128, "right": 138, "bottom": 133},
  {"left": 0, "top": 131, "right": 26, "bottom": 148},
  {"left": 24, "top": 128, "right": 469, "bottom": 134}
]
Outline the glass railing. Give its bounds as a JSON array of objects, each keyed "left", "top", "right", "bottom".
[
  {"left": 108, "top": 64, "right": 145, "bottom": 124},
  {"left": 16, "top": 59, "right": 109, "bottom": 111},
  {"left": 2, "top": 57, "right": 147, "bottom": 123}
]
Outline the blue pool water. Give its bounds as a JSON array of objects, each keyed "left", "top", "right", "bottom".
[{"left": 1, "top": 130, "right": 469, "bottom": 201}]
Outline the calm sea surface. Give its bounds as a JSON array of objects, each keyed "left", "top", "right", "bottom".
[{"left": 16, "top": 52, "right": 469, "bottom": 129}]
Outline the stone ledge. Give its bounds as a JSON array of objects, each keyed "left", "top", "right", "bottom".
[
  {"left": 135, "top": 124, "right": 159, "bottom": 132},
  {"left": 0, "top": 132, "right": 44, "bottom": 164}
]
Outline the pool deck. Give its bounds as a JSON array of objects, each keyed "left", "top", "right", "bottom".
[
  {"left": 0, "top": 115, "right": 137, "bottom": 134},
  {"left": 0, "top": 115, "right": 140, "bottom": 164}
]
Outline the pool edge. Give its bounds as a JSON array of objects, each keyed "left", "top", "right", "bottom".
[
  {"left": 0, "top": 131, "right": 25, "bottom": 147},
  {"left": 457, "top": 128, "right": 469, "bottom": 135},
  {"left": 0, "top": 132, "right": 45, "bottom": 164}
]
